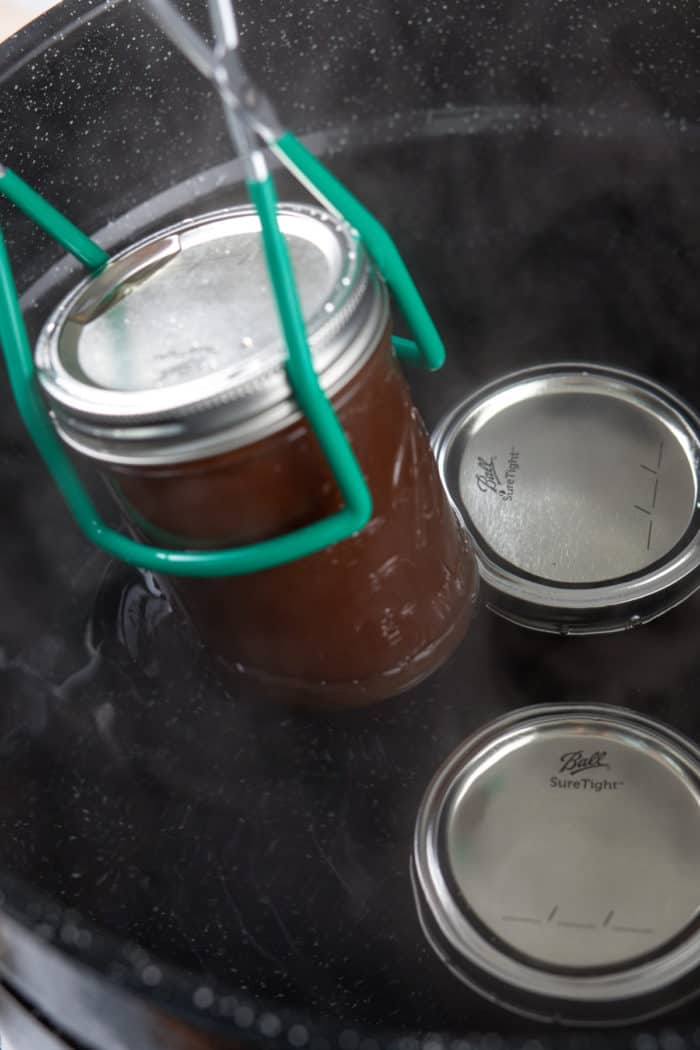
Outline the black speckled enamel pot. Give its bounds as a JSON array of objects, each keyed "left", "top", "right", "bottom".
[{"left": 2, "top": 1, "right": 700, "bottom": 1047}]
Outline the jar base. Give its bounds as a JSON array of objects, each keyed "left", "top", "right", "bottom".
[{"left": 214, "top": 592, "right": 477, "bottom": 710}]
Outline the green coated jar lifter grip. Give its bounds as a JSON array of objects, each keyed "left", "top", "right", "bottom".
[{"left": 0, "top": 4, "right": 445, "bottom": 577}]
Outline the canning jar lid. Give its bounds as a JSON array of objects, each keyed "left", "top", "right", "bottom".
[
  {"left": 35, "top": 203, "right": 388, "bottom": 466},
  {"left": 432, "top": 363, "right": 700, "bottom": 634},
  {"left": 412, "top": 703, "right": 700, "bottom": 1025}
]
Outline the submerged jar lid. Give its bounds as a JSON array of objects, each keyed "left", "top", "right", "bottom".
[
  {"left": 432, "top": 364, "right": 700, "bottom": 634},
  {"left": 35, "top": 203, "right": 388, "bottom": 465},
  {"left": 412, "top": 704, "right": 700, "bottom": 1025}
]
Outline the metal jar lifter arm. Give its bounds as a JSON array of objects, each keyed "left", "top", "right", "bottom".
[{"left": 143, "top": 0, "right": 446, "bottom": 369}]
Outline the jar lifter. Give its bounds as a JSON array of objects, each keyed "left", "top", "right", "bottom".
[{"left": 0, "top": 0, "right": 445, "bottom": 575}]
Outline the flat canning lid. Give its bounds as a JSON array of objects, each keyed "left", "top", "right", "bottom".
[
  {"left": 412, "top": 704, "right": 700, "bottom": 1025},
  {"left": 432, "top": 364, "right": 700, "bottom": 633},
  {"left": 35, "top": 204, "right": 388, "bottom": 466}
]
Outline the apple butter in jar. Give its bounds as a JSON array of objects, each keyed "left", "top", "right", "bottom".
[{"left": 36, "top": 204, "right": 477, "bottom": 706}]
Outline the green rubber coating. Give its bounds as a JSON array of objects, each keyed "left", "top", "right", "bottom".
[
  {"left": 274, "top": 132, "right": 446, "bottom": 371},
  {"left": 0, "top": 175, "right": 371, "bottom": 575},
  {"left": 0, "top": 166, "right": 109, "bottom": 272},
  {"left": 0, "top": 146, "right": 442, "bottom": 575}
]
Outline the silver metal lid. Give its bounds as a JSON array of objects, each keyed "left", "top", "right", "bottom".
[
  {"left": 35, "top": 204, "right": 388, "bottom": 465},
  {"left": 432, "top": 364, "right": 700, "bottom": 634},
  {"left": 413, "top": 704, "right": 700, "bottom": 1024}
]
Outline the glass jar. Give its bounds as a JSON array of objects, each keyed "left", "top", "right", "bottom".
[{"left": 36, "top": 203, "right": 477, "bottom": 705}]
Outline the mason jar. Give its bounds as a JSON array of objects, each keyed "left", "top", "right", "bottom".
[{"left": 36, "top": 203, "right": 477, "bottom": 705}]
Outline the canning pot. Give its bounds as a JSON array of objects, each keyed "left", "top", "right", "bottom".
[{"left": 2, "top": 0, "right": 700, "bottom": 1047}]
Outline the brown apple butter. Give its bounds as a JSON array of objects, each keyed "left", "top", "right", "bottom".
[{"left": 35, "top": 204, "right": 477, "bottom": 705}]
